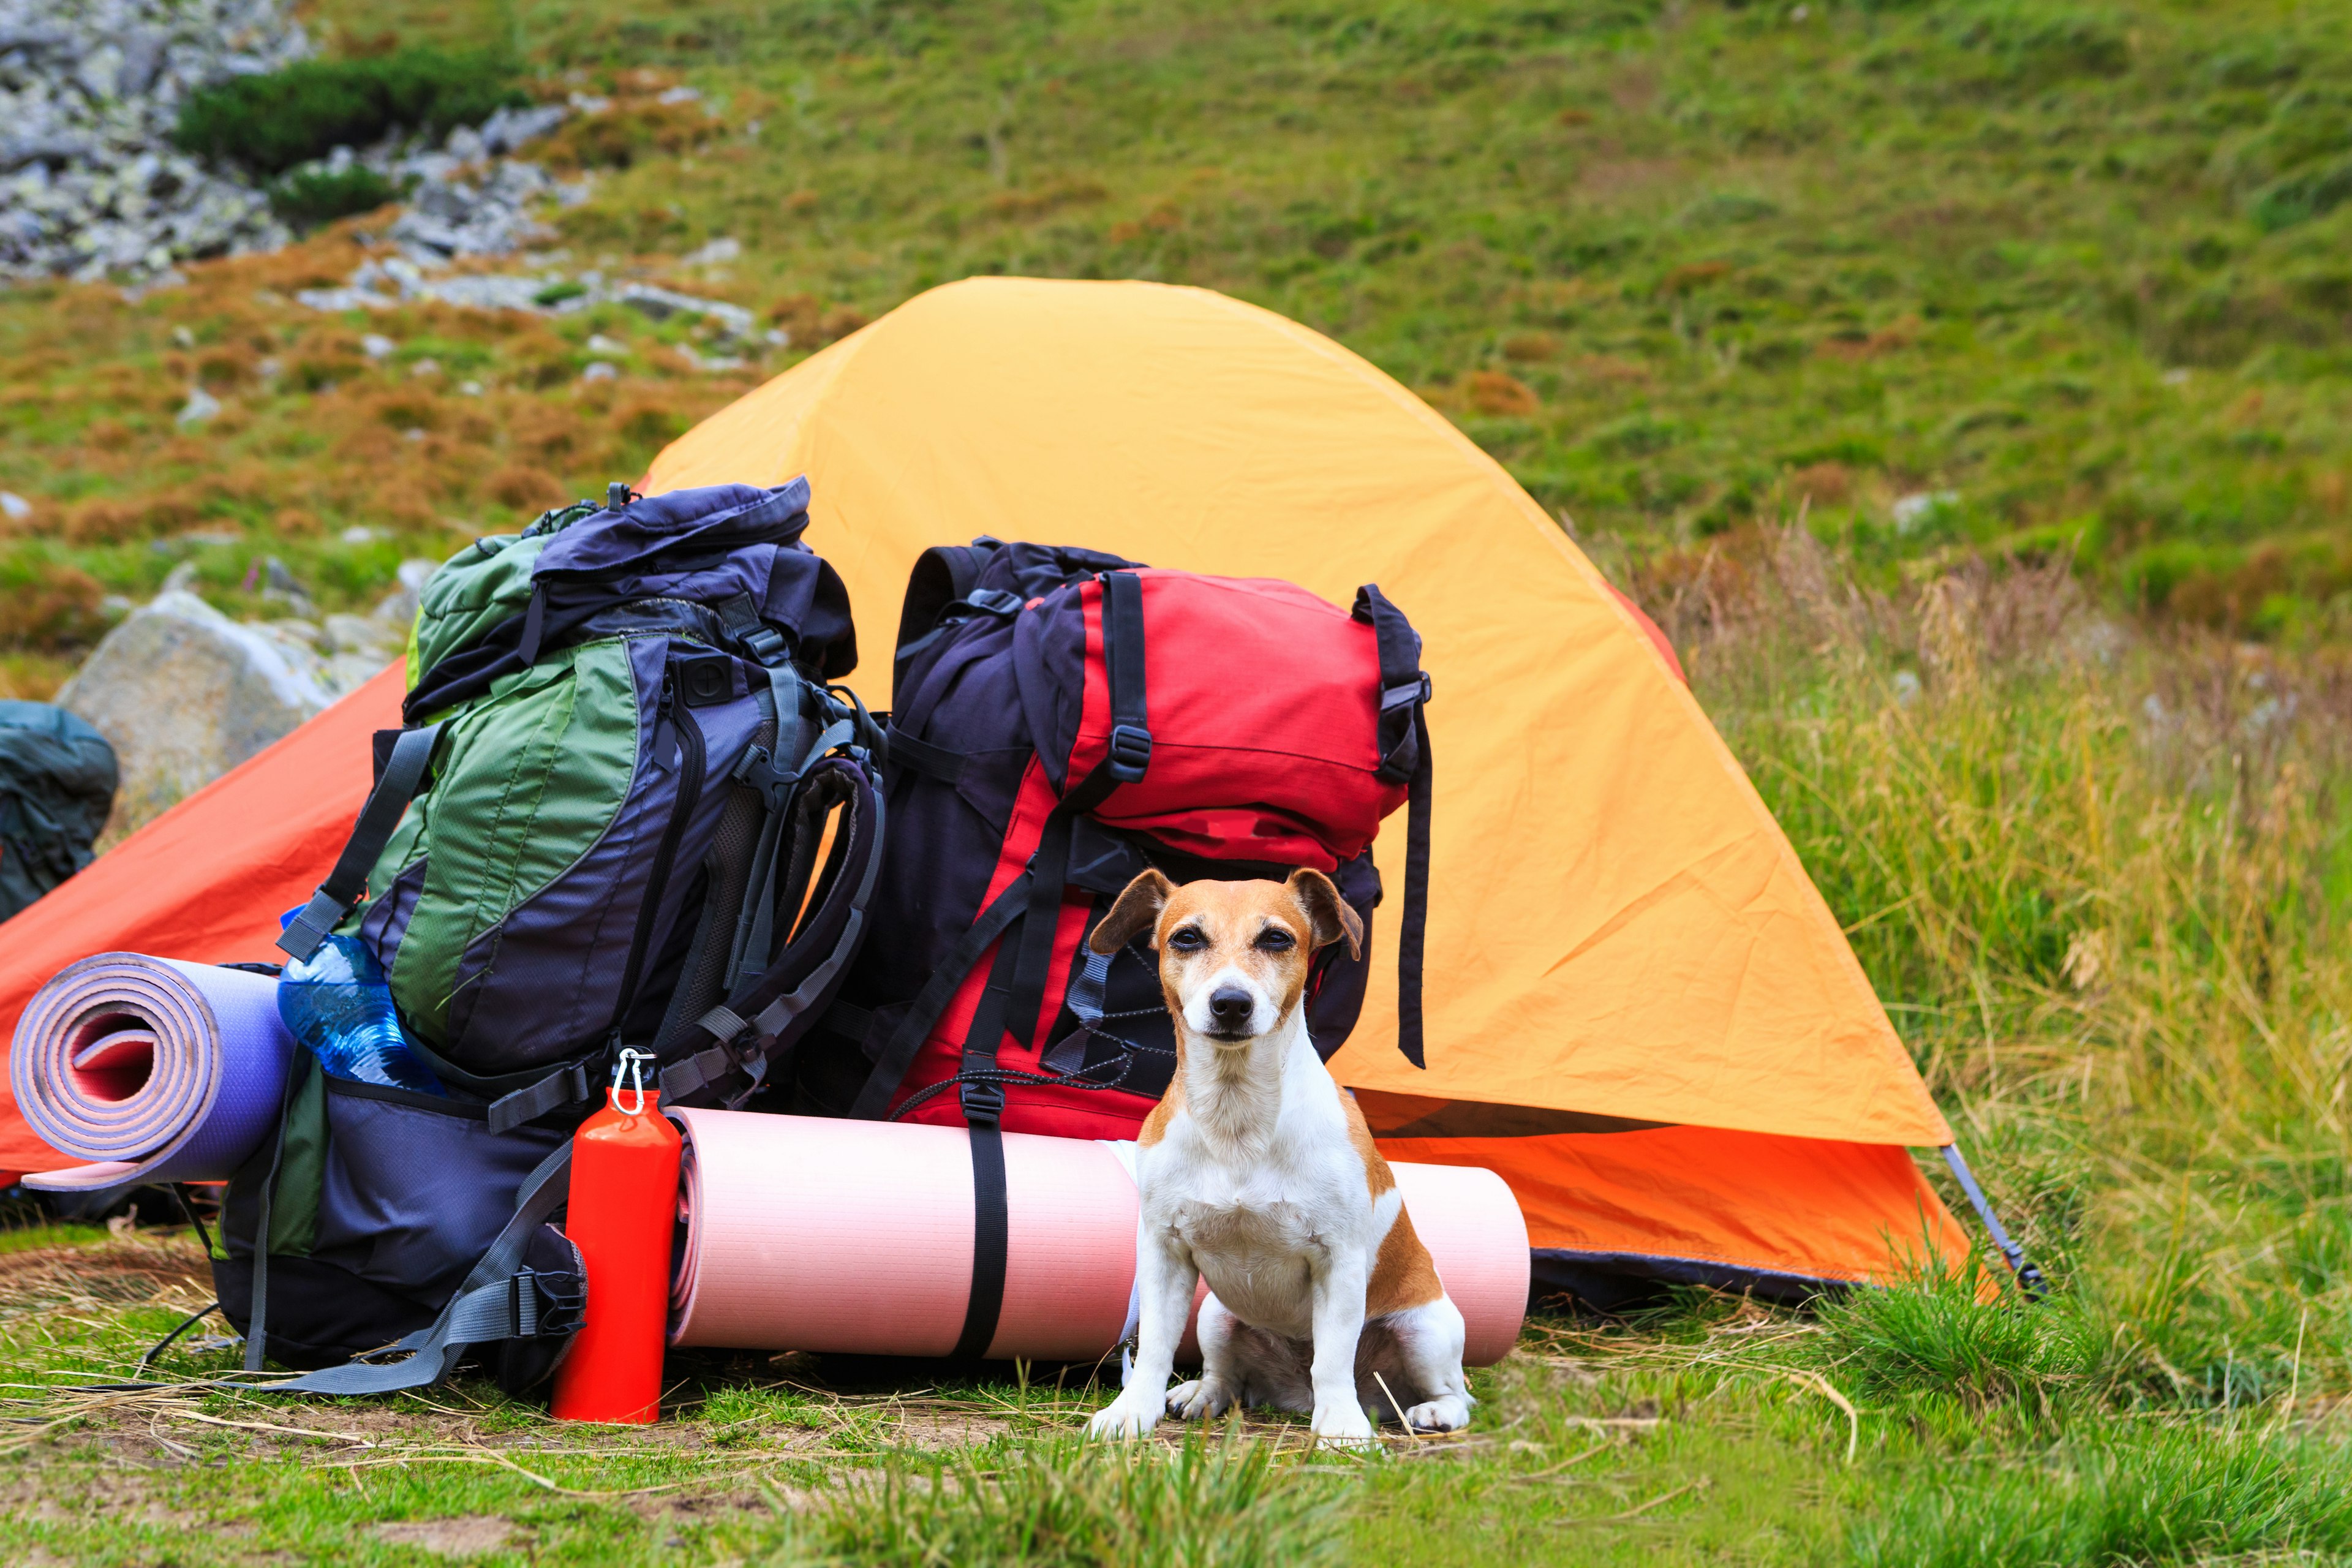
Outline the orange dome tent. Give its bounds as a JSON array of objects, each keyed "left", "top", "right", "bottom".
[
  {"left": 643, "top": 276, "right": 2002, "bottom": 1302},
  {"left": 0, "top": 277, "right": 2016, "bottom": 1304}
]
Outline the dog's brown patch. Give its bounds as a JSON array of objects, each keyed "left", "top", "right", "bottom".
[
  {"left": 1136, "top": 1071, "right": 1184, "bottom": 1147},
  {"left": 1366, "top": 1201, "right": 1444, "bottom": 1314},
  {"left": 1338, "top": 1082, "right": 1396, "bottom": 1198},
  {"left": 1341, "top": 1082, "right": 1444, "bottom": 1313}
]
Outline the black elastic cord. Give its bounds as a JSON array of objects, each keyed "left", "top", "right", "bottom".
[
  {"left": 139, "top": 1302, "right": 220, "bottom": 1373},
  {"left": 848, "top": 870, "right": 1035, "bottom": 1118},
  {"left": 170, "top": 1182, "right": 214, "bottom": 1259}
]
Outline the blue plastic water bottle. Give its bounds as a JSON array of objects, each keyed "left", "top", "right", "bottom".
[{"left": 276, "top": 930, "right": 445, "bottom": 1095}]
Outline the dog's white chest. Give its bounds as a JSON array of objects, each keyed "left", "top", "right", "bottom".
[{"left": 1167, "top": 1189, "right": 1322, "bottom": 1335}]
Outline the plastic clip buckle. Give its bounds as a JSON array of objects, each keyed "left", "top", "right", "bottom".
[
  {"left": 964, "top": 589, "right": 1025, "bottom": 618},
  {"left": 731, "top": 745, "right": 797, "bottom": 812},
  {"left": 1106, "top": 723, "right": 1153, "bottom": 782},
  {"left": 1381, "top": 672, "right": 1434, "bottom": 712},
  {"left": 960, "top": 1077, "right": 1006, "bottom": 1128}
]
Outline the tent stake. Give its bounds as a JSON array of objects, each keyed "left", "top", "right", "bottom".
[{"left": 1940, "top": 1144, "right": 2046, "bottom": 1300}]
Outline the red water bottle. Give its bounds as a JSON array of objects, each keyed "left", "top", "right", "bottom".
[{"left": 552, "top": 1050, "right": 682, "bottom": 1423}]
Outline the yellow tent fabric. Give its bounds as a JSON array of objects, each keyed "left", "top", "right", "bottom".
[{"left": 646, "top": 276, "right": 1951, "bottom": 1155}]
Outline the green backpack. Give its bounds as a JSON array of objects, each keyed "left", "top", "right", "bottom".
[{"left": 219, "top": 480, "right": 887, "bottom": 1384}]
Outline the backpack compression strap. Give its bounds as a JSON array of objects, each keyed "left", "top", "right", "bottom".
[
  {"left": 229, "top": 1142, "right": 582, "bottom": 1395},
  {"left": 276, "top": 723, "right": 443, "bottom": 963},
  {"left": 1352, "top": 584, "right": 1433, "bottom": 1068},
  {"left": 848, "top": 570, "right": 1151, "bottom": 1363}
]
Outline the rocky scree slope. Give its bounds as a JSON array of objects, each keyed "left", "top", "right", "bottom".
[{"left": 0, "top": 0, "right": 310, "bottom": 281}]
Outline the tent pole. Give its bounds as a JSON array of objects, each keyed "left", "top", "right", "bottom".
[{"left": 1940, "top": 1144, "right": 2046, "bottom": 1300}]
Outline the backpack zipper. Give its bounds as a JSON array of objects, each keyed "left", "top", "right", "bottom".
[{"left": 612, "top": 663, "right": 706, "bottom": 1040}]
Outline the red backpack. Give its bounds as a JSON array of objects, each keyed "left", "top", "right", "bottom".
[
  {"left": 790, "top": 541, "right": 1431, "bottom": 1355},
  {"left": 794, "top": 540, "right": 1432, "bottom": 1134}
]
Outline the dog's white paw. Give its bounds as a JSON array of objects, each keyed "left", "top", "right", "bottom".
[
  {"left": 1087, "top": 1389, "right": 1166, "bottom": 1441},
  {"left": 1168, "top": 1378, "right": 1234, "bottom": 1421},
  {"left": 1401, "top": 1395, "right": 1471, "bottom": 1433},
  {"left": 1310, "top": 1400, "right": 1379, "bottom": 1450}
]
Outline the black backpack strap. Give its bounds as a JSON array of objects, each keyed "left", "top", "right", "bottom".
[
  {"left": 892, "top": 540, "right": 1014, "bottom": 703},
  {"left": 939, "top": 570, "right": 1150, "bottom": 1363},
  {"left": 277, "top": 723, "right": 444, "bottom": 963},
  {"left": 999, "top": 569, "right": 1150, "bottom": 1050},
  {"left": 1352, "top": 585, "right": 1433, "bottom": 1068},
  {"left": 660, "top": 753, "right": 887, "bottom": 1109},
  {"left": 845, "top": 867, "right": 1035, "bottom": 1118},
  {"left": 847, "top": 569, "right": 1155, "bottom": 1120}
]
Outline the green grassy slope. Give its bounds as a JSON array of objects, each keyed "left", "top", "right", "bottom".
[{"left": 6, "top": 0, "right": 2352, "bottom": 704}]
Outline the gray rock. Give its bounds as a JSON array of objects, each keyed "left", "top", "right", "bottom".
[
  {"left": 477, "top": 103, "right": 567, "bottom": 156},
  {"left": 619, "top": 282, "right": 756, "bottom": 342},
  {"left": 57, "top": 589, "right": 339, "bottom": 820},
  {"left": 370, "top": 557, "right": 440, "bottom": 629},
  {"left": 322, "top": 612, "right": 401, "bottom": 660}
]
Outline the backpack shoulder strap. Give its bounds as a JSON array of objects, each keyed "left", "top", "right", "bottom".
[
  {"left": 892, "top": 540, "right": 1014, "bottom": 706},
  {"left": 276, "top": 723, "right": 443, "bottom": 963},
  {"left": 659, "top": 748, "right": 886, "bottom": 1109}
]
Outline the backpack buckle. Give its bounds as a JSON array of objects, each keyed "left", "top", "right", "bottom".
[
  {"left": 731, "top": 745, "right": 797, "bottom": 812},
  {"left": 739, "top": 623, "right": 790, "bottom": 666},
  {"left": 961, "top": 1077, "right": 1005, "bottom": 1127},
  {"left": 1381, "top": 673, "right": 1433, "bottom": 712},
  {"left": 962, "top": 588, "right": 1025, "bottom": 618},
  {"left": 1106, "top": 723, "right": 1153, "bottom": 783}
]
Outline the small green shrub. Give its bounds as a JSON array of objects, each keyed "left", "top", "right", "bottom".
[
  {"left": 2252, "top": 157, "right": 2352, "bottom": 232},
  {"left": 268, "top": 165, "right": 399, "bottom": 227},
  {"left": 1817, "top": 1261, "right": 2098, "bottom": 1410},
  {"left": 175, "top": 48, "right": 524, "bottom": 175}
]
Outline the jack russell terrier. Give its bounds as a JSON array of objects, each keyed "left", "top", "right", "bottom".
[{"left": 1085, "top": 867, "right": 1472, "bottom": 1447}]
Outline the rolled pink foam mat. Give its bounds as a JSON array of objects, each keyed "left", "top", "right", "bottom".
[
  {"left": 666, "top": 1107, "right": 1528, "bottom": 1365},
  {"left": 11, "top": 954, "right": 294, "bottom": 1193}
]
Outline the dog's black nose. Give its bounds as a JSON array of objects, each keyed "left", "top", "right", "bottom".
[{"left": 1208, "top": 987, "right": 1256, "bottom": 1030}]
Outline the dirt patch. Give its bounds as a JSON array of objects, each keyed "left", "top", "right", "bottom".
[
  {"left": 374, "top": 1515, "right": 521, "bottom": 1557},
  {"left": 871, "top": 1409, "right": 1017, "bottom": 1449}
]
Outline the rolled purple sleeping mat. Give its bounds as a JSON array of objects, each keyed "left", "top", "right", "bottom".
[{"left": 11, "top": 954, "right": 295, "bottom": 1193}]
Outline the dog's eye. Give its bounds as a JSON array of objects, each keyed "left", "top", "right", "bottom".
[
  {"left": 1167, "top": 927, "right": 1207, "bottom": 952},
  {"left": 1254, "top": 928, "right": 1296, "bottom": 952}
]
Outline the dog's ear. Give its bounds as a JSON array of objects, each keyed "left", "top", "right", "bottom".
[
  {"left": 1286, "top": 869, "right": 1363, "bottom": 960},
  {"left": 1091, "top": 869, "right": 1178, "bottom": 954}
]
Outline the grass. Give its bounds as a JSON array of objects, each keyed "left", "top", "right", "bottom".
[{"left": 6, "top": 0, "right": 2352, "bottom": 1559}]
